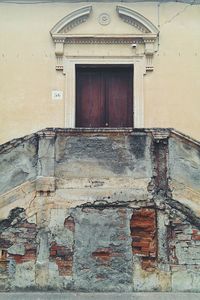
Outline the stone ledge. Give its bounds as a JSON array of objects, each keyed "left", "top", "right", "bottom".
[
  {"left": 0, "top": 293, "right": 200, "bottom": 300},
  {"left": 1, "top": 0, "right": 200, "bottom": 4}
]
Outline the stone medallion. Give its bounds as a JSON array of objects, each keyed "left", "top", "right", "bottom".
[{"left": 98, "top": 13, "right": 111, "bottom": 26}]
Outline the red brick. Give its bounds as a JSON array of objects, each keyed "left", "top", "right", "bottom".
[
  {"left": 92, "top": 248, "right": 112, "bottom": 261},
  {"left": 9, "top": 250, "right": 36, "bottom": 264},
  {"left": 130, "top": 208, "right": 157, "bottom": 259},
  {"left": 49, "top": 242, "right": 74, "bottom": 276},
  {"left": 132, "top": 241, "right": 150, "bottom": 248},
  {"left": 50, "top": 250, "right": 57, "bottom": 257},
  {"left": 55, "top": 258, "right": 73, "bottom": 276},
  {"left": 192, "top": 234, "right": 200, "bottom": 241},
  {"left": 50, "top": 245, "right": 58, "bottom": 251},
  {"left": 141, "top": 258, "right": 156, "bottom": 270}
]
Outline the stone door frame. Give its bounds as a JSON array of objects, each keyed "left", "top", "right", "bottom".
[{"left": 63, "top": 56, "right": 146, "bottom": 128}]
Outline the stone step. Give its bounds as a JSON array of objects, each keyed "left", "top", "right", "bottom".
[{"left": 0, "top": 293, "right": 200, "bottom": 300}]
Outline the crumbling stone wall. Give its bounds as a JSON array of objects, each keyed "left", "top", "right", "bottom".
[
  {"left": 0, "top": 128, "right": 200, "bottom": 292},
  {"left": 0, "top": 208, "right": 38, "bottom": 290}
]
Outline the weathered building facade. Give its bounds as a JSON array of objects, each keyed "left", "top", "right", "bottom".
[{"left": 0, "top": 0, "right": 200, "bottom": 294}]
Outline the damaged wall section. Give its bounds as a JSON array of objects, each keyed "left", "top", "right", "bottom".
[
  {"left": 0, "top": 128, "right": 200, "bottom": 291},
  {"left": 1, "top": 204, "right": 200, "bottom": 292},
  {"left": 0, "top": 208, "right": 38, "bottom": 290}
]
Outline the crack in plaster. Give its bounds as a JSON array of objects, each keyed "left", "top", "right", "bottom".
[{"left": 161, "top": 2, "right": 196, "bottom": 27}]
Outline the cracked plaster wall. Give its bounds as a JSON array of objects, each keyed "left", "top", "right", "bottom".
[
  {"left": 0, "top": 129, "right": 200, "bottom": 291},
  {"left": 0, "top": 2, "right": 200, "bottom": 142},
  {"left": 0, "top": 136, "right": 38, "bottom": 195}
]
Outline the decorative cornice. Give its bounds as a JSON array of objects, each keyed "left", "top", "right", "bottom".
[
  {"left": 116, "top": 5, "right": 159, "bottom": 36},
  {"left": 64, "top": 36, "right": 144, "bottom": 45},
  {"left": 50, "top": 5, "right": 92, "bottom": 36},
  {"left": 53, "top": 38, "right": 65, "bottom": 43}
]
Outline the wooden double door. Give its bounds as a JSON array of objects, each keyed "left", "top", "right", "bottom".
[{"left": 76, "top": 65, "right": 133, "bottom": 128}]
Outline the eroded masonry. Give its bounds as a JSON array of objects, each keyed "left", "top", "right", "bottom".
[{"left": 0, "top": 128, "right": 200, "bottom": 291}]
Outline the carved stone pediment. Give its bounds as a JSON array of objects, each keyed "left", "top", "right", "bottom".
[
  {"left": 116, "top": 6, "right": 159, "bottom": 35},
  {"left": 50, "top": 5, "right": 159, "bottom": 71},
  {"left": 51, "top": 6, "right": 92, "bottom": 36}
]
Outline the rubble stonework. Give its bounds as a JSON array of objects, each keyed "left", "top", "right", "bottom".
[{"left": 0, "top": 128, "right": 200, "bottom": 291}]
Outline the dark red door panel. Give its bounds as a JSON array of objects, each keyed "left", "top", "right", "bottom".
[
  {"left": 76, "top": 65, "right": 133, "bottom": 128},
  {"left": 106, "top": 68, "right": 133, "bottom": 127},
  {"left": 76, "top": 69, "right": 105, "bottom": 127}
]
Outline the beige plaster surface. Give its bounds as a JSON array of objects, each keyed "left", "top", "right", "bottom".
[{"left": 0, "top": 2, "right": 200, "bottom": 143}]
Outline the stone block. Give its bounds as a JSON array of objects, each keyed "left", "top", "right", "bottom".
[
  {"left": 36, "top": 176, "right": 55, "bottom": 192},
  {"left": 172, "top": 267, "right": 196, "bottom": 292}
]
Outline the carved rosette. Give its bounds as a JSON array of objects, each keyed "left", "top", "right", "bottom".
[{"left": 98, "top": 13, "right": 111, "bottom": 26}]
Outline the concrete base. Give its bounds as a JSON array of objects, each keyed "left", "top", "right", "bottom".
[{"left": 0, "top": 293, "right": 200, "bottom": 300}]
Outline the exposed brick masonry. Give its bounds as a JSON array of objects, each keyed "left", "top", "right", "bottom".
[
  {"left": 0, "top": 210, "right": 37, "bottom": 290},
  {"left": 168, "top": 215, "right": 200, "bottom": 265},
  {"left": 50, "top": 217, "right": 75, "bottom": 276},
  {"left": 0, "top": 212, "right": 37, "bottom": 265},
  {"left": 50, "top": 242, "right": 73, "bottom": 276},
  {"left": 130, "top": 208, "right": 157, "bottom": 270}
]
